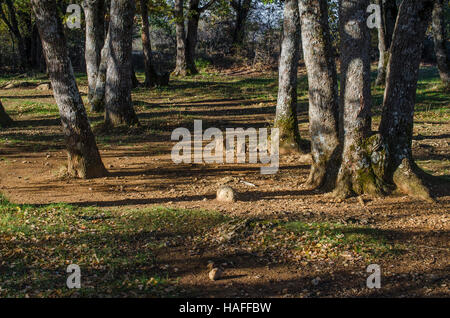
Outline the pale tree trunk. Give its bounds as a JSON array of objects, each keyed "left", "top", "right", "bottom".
[
  {"left": 172, "top": 0, "right": 188, "bottom": 76},
  {"left": 186, "top": 0, "right": 200, "bottom": 75},
  {"left": 432, "top": 0, "right": 450, "bottom": 87},
  {"left": 334, "top": 0, "right": 383, "bottom": 198},
  {"left": 379, "top": 0, "right": 436, "bottom": 202},
  {"left": 0, "top": 100, "right": 13, "bottom": 128},
  {"left": 105, "top": 0, "right": 139, "bottom": 126},
  {"left": 31, "top": 0, "right": 107, "bottom": 179},
  {"left": 299, "top": 0, "right": 340, "bottom": 189},
  {"left": 139, "top": 0, "right": 159, "bottom": 86},
  {"left": 274, "top": 0, "right": 305, "bottom": 153},
  {"left": 82, "top": 0, "right": 105, "bottom": 106},
  {"left": 91, "top": 29, "right": 110, "bottom": 112}
]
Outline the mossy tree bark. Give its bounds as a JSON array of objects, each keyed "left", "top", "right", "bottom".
[
  {"left": 432, "top": 0, "right": 450, "bottom": 87},
  {"left": 0, "top": 100, "right": 13, "bottom": 128},
  {"left": 334, "top": 0, "right": 386, "bottom": 198},
  {"left": 379, "top": 0, "right": 436, "bottom": 202},
  {"left": 274, "top": 0, "right": 305, "bottom": 153},
  {"left": 82, "top": 0, "right": 105, "bottom": 107},
  {"left": 299, "top": 0, "right": 340, "bottom": 189},
  {"left": 32, "top": 0, "right": 107, "bottom": 179},
  {"left": 104, "top": 0, "right": 139, "bottom": 127},
  {"left": 139, "top": 0, "right": 159, "bottom": 87}
]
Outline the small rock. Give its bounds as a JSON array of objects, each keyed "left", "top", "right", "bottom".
[
  {"left": 209, "top": 268, "right": 223, "bottom": 281},
  {"left": 217, "top": 185, "right": 236, "bottom": 202}
]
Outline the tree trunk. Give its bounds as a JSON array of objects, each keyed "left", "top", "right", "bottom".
[
  {"left": 375, "top": 0, "right": 388, "bottom": 86},
  {"left": 186, "top": 0, "right": 200, "bottom": 75},
  {"left": 383, "top": 0, "right": 398, "bottom": 48},
  {"left": 31, "top": 0, "right": 107, "bottom": 179},
  {"left": 299, "top": 0, "right": 340, "bottom": 190},
  {"left": 91, "top": 29, "right": 110, "bottom": 112},
  {"left": 379, "top": 0, "right": 436, "bottom": 202},
  {"left": 231, "top": 0, "right": 252, "bottom": 48},
  {"left": 172, "top": 0, "right": 189, "bottom": 76},
  {"left": 82, "top": 0, "right": 106, "bottom": 106},
  {"left": 334, "top": 0, "right": 382, "bottom": 198},
  {"left": 274, "top": 0, "right": 304, "bottom": 153},
  {"left": 0, "top": 100, "right": 13, "bottom": 128},
  {"left": 432, "top": 0, "right": 450, "bottom": 87},
  {"left": 104, "top": 0, "right": 139, "bottom": 126},
  {"left": 139, "top": 0, "right": 159, "bottom": 86}
]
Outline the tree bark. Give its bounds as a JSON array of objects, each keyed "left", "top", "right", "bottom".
[
  {"left": 31, "top": 0, "right": 107, "bottom": 179},
  {"left": 334, "top": 0, "right": 382, "bottom": 198},
  {"left": 82, "top": 0, "right": 106, "bottom": 106},
  {"left": 139, "top": 0, "right": 159, "bottom": 86},
  {"left": 186, "top": 0, "right": 201, "bottom": 75},
  {"left": 274, "top": 0, "right": 304, "bottom": 153},
  {"left": 0, "top": 100, "right": 13, "bottom": 128},
  {"left": 299, "top": 0, "right": 340, "bottom": 190},
  {"left": 91, "top": 29, "right": 110, "bottom": 112},
  {"left": 104, "top": 0, "right": 139, "bottom": 126},
  {"left": 231, "top": 0, "right": 252, "bottom": 48},
  {"left": 379, "top": 0, "right": 436, "bottom": 202},
  {"left": 375, "top": 0, "right": 388, "bottom": 86},
  {"left": 172, "top": 0, "right": 189, "bottom": 76},
  {"left": 432, "top": 0, "right": 450, "bottom": 87}
]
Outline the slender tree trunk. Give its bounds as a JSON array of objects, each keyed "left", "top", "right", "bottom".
[
  {"left": 31, "top": 0, "right": 107, "bottom": 179},
  {"left": 274, "top": 0, "right": 304, "bottom": 153},
  {"left": 82, "top": 0, "right": 105, "bottom": 106},
  {"left": 186, "top": 0, "right": 200, "bottom": 75},
  {"left": 172, "top": 0, "right": 188, "bottom": 76},
  {"left": 299, "top": 0, "right": 340, "bottom": 190},
  {"left": 139, "top": 0, "right": 159, "bottom": 86},
  {"left": 379, "top": 0, "right": 436, "bottom": 202},
  {"left": 91, "top": 29, "right": 110, "bottom": 112},
  {"left": 334, "top": 0, "right": 383, "bottom": 198},
  {"left": 0, "top": 100, "right": 13, "bottom": 128},
  {"left": 432, "top": 0, "right": 450, "bottom": 87},
  {"left": 104, "top": 0, "right": 139, "bottom": 126},
  {"left": 375, "top": 0, "right": 388, "bottom": 86}
]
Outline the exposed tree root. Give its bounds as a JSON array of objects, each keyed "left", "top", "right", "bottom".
[{"left": 393, "top": 158, "right": 434, "bottom": 203}]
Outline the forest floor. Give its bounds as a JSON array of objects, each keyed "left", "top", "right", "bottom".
[{"left": 0, "top": 64, "right": 448, "bottom": 297}]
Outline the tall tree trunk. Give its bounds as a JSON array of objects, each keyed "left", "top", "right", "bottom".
[
  {"left": 274, "top": 0, "right": 304, "bottom": 153},
  {"left": 91, "top": 29, "right": 110, "bottom": 112},
  {"left": 139, "top": 0, "right": 159, "bottom": 87},
  {"left": 186, "top": 0, "right": 200, "bottom": 75},
  {"left": 31, "top": 0, "right": 107, "bottom": 179},
  {"left": 375, "top": 0, "right": 388, "bottom": 86},
  {"left": 299, "top": 0, "right": 340, "bottom": 190},
  {"left": 0, "top": 100, "right": 13, "bottom": 128},
  {"left": 379, "top": 0, "right": 436, "bottom": 202},
  {"left": 172, "top": 0, "right": 188, "bottom": 76},
  {"left": 432, "top": 0, "right": 450, "bottom": 87},
  {"left": 334, "top": 0, "right": 381, "bottom": 198},
  {"left": 104, "top": 0, "right": 139, "bottom": 126},
  {"left": 82, "top": 0, "right": 106, "bottom": 107},
  {"left": 231, "top": 0, "right": 252, "bottom": 48}
]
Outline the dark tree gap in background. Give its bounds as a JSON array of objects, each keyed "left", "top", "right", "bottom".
[
  {"left": 104, "top": 0, "right": 139, "bottom": 126},
  {"left": 31, "top": 0, "right": 107, "bottom": 179},
  {"left": 82, "top": 0, "right": 106, "bottom": 107},
  {"left": 432, "top": 0, "right": 450, "bottom": 87},
  {"left": 379, "top": 0, "right": 437, "bottom": 202},
  {"left": 299, "top": 0, "right": 340, "bottom": 190},
  {"left": 274, "top": 0, "right": 305, "bottom": 153}
]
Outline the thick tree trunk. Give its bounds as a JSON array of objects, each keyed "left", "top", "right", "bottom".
[
  {"left": 379, "top": 0, "right": 436, "bottom": 202},
  {"left": 274, "top": 0, "right": 304, "bottom": 153},
  {"left": 432, "top": 0, "right": 450, "bottom": 87},
  {"left": 91, "top": 29, "right": 110, "bottom": 112},
  {"left": 299, "top": 0, "right": 340, "bottom": 190},
  {"left": 139, "top": 0, "right": 159, "bottom": 87},
  {"left": 172, "top": 0, "right": 189, "bottom": 76},
  {"left": 82, "top": 0, "right": 106, "bottom": 106},
  {"left": 31, "top": 0, "right": 107, "bottom": 179},
  {"left": 0, "top": 100, "right": 13, "bottom": 128},
  {"left": 186, "top": 0, "right": 200, "bottom": 75},
  {"left": 334, "top": 0, "right": 383, "bottom": 198},
  {"left": 231, "top": 0, "right": 252, "bottom": 48},
  {"left": 104, "top": 0, "right": 139, "bottom": 126}
]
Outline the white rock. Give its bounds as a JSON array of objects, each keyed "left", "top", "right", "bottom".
[{"left": 217, "top": 185, "right": 236, "bottom": 202}]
